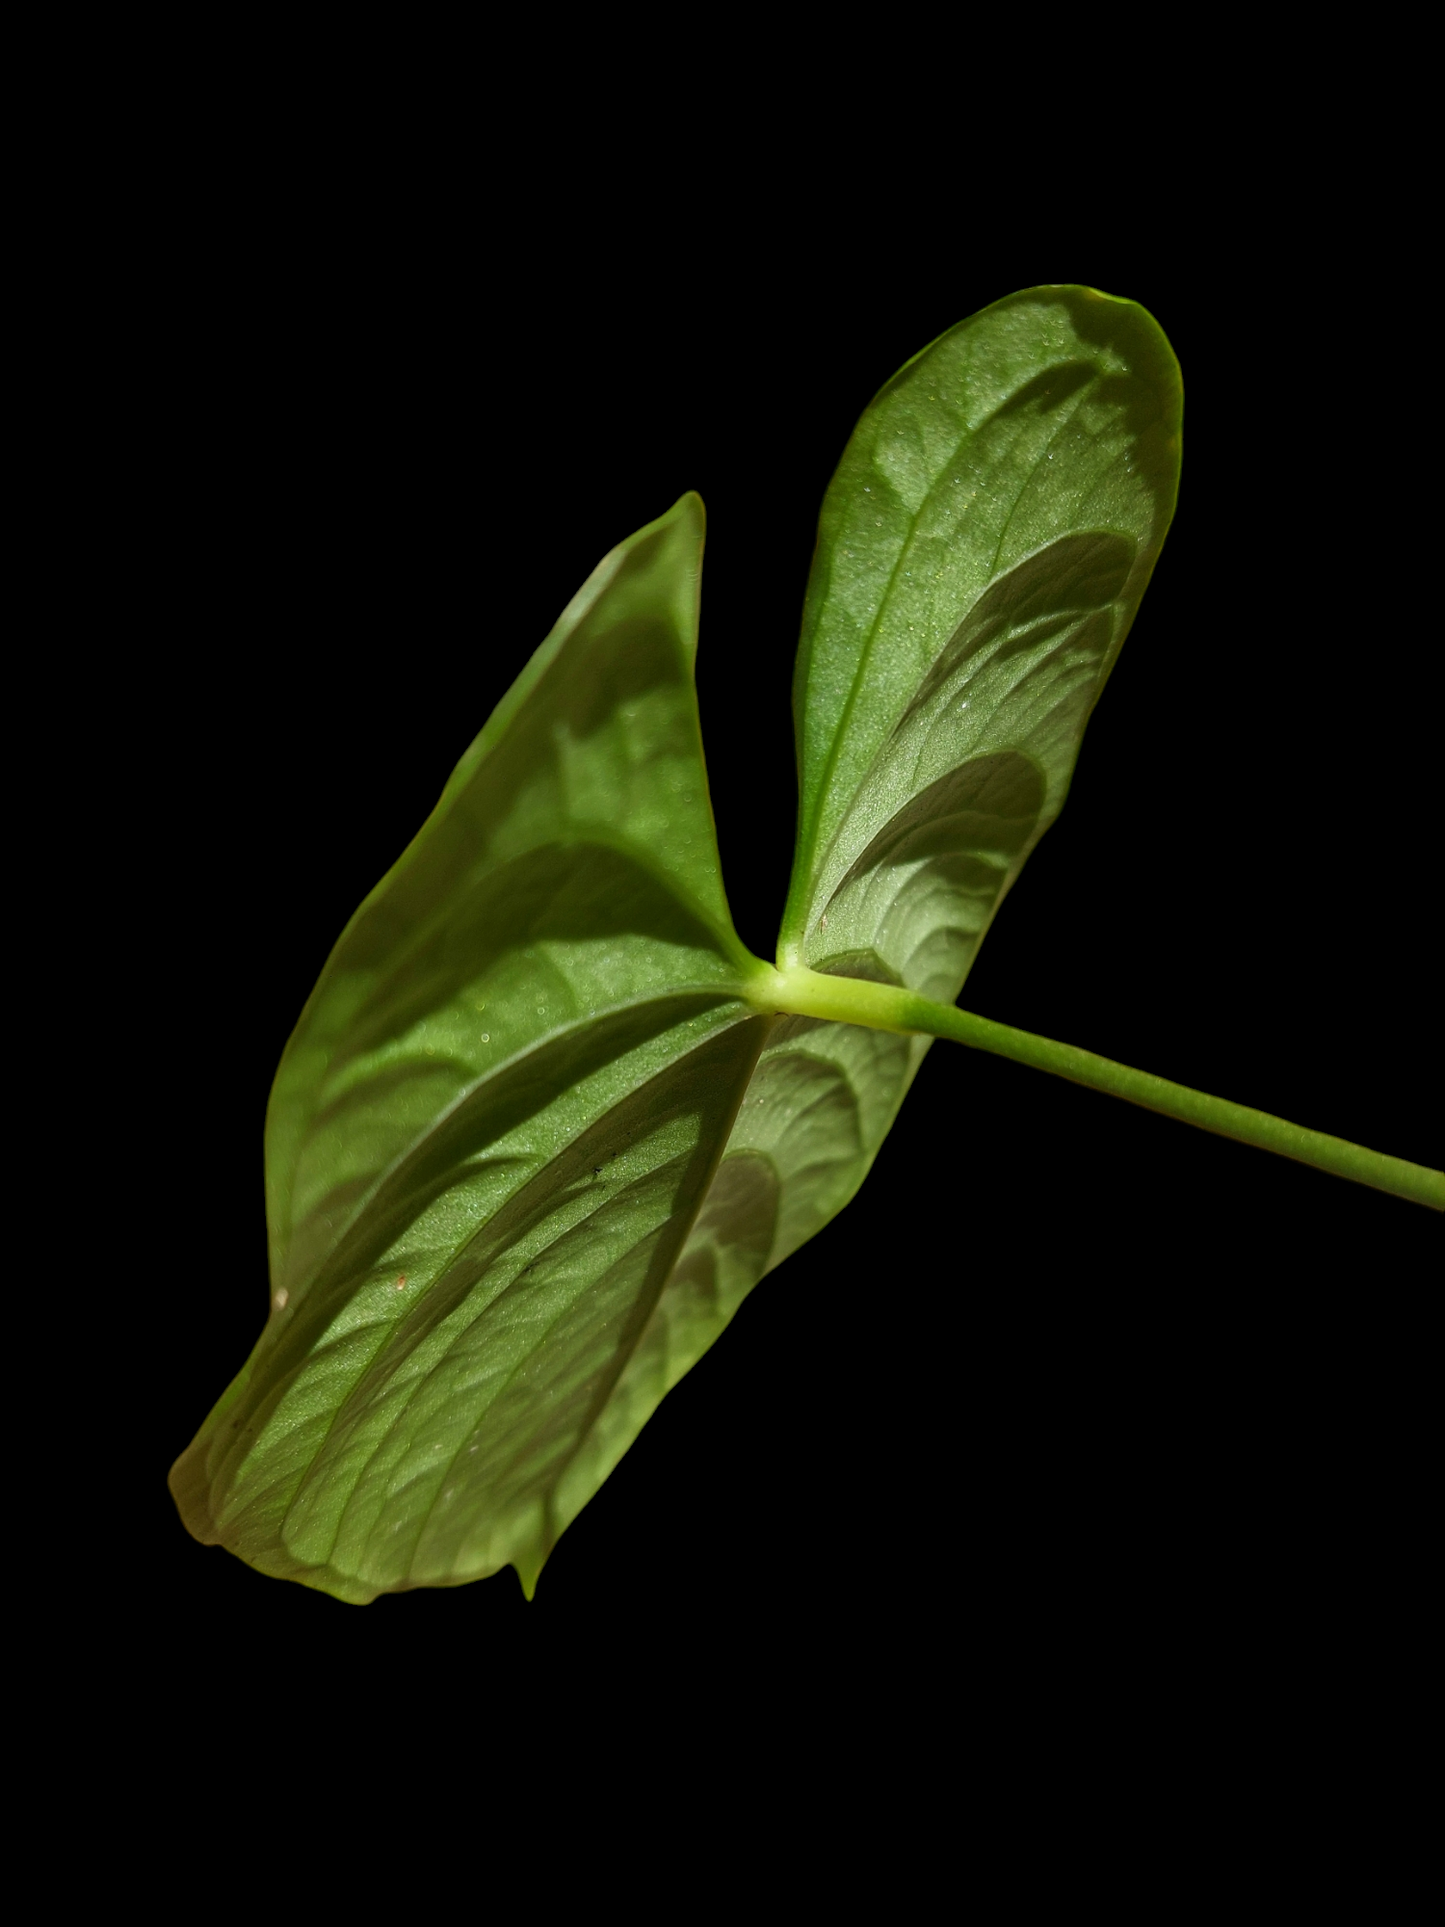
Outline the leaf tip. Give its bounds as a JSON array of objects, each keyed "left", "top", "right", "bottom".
[{"left": 514, "top": 1556, "right": 543, "bottom": 1602}]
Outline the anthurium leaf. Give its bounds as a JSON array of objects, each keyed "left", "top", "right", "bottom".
[
  {"left": 174, "top": 291, "right": 1195, "bottom": 1603},
  {"left": 653, "top": 289, "right": 1182, "bottom": 1349},
  {"left": 170, "top": 494, "right": 772, "bottom": 1601}
]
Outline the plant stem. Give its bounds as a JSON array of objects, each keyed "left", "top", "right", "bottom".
[{"left": 746, "top": 965, "right": 1444, "bottom": 1211}]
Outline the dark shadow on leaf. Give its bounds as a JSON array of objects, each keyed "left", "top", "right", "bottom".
[
  {"left": 993, "top": 359, "right": 1095, "bottom": 420},
  {"left": 913, "top": 532, "right": 1136, "bottom": 715},
  {"left": 335, "top": 841, "right": 731, "bottom": 1064},
  {"left": 832, "top": 753, "right": 1044, "bottom": 890},
  {"left": 668, "top": 1152, "right": 779, "bottom": 1305}
]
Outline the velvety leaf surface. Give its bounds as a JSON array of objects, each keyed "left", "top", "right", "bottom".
[
  {"left": 171, "top": 496, "right": 770, "bottom": 1600},
  {"left": 653, "top": 290, "right": 1182, "bottom": 1362}
]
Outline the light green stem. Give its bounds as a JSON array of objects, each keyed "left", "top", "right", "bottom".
[{"left": 745, "top": 966, "right": 1443, "bottom": 1212}]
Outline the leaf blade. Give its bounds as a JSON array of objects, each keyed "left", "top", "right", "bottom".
[
  {"left": 171, "top": 494, "right": 771, "bottom": 1600},
  {"left": 784, "top": 284, "right": 1182, "bottom": 960}
]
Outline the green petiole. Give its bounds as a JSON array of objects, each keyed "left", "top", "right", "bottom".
[{"left": 747, "top": 965, "right": 1444, "bottom": 1213}]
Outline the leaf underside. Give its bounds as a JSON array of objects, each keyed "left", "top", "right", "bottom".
[{"left": 171, "top": 287, "right": 1182, "bottom": 1600}]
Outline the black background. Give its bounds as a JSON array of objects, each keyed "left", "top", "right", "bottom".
[{"left": 110, "top": 138, "right": 1437, "bottom": 1757}]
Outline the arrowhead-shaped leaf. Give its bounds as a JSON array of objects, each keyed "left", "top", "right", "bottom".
[{"left": 173, "top": 290, "right": 1185, "bottom": 1600}]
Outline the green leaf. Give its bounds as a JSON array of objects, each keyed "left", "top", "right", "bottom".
[
  {"left": 667, "top": 287, "right": 1182, "bottom": 1332},
  {"left": 170, "top": 494, "right": 772, "bottom": 1601},
  {"left": 172, "top": 289, "right": 1191, "bottom": 1602}
]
